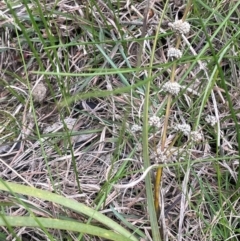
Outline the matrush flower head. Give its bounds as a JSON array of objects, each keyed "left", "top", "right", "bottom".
[
  {"left": 205, "top": 115, "right": 217, "bottom": 126},
  {"left": 191, "top": 131, "right": 203, "bottom": 142},
  {"left": 149, "top": 115, "right": 161, "bottom": 128},
  {"left": 167, "top": 47, "right": 182, "bottom": 60},
  {"left": 131, "top": 124, "right": 142, "bottom": 133},
  {"left": 162, "top": 81, "right": 181, "bottom": 95},
  {"left": 175, "top": 124, "right": 191, "bottom": 136},
  {"left": 168, "top": 19, "right": 190, "bottom": 35}
]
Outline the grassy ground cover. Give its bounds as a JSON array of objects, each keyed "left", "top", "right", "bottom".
[{"left": 0, "top": 0, "right": 240, "bottom": 240}]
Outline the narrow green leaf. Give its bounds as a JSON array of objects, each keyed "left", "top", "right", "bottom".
[
  {"left": 0, "top": 180, "right": 138, "bottom": 241},
  {"left": 0, "top": 216, "right": 132, "bottom": 241}
]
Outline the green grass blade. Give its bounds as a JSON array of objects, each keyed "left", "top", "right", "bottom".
[
  {"left": 0, "top": 216, "right": 132, "bottom": 241},
  {"left": 0, "top": 180, "right": 138, "bottom": 241}
]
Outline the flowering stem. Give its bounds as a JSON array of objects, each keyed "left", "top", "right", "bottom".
[{"left": 154, "top": 0, "right": 192, "bottom": 221}]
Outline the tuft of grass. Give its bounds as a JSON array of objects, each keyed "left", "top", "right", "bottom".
[{"left": 0, "top": 0, "right": 240, "bottom": 240}]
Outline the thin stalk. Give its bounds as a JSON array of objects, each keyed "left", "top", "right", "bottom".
[
  {"left": 136, "top": 1, "right": 150, "bottom": 68},
  {"left": 141, "top": 1, "right": 171, "bottom": 240}
]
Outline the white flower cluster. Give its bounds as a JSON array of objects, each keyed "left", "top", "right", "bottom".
[
  {"left": 131, "top": 124, "right": 142, "bottom": 133},
  {"left": 190, "top": 131, "right": 203, "bottom": 142},
  {"left": 149, "top": 115, "right": 161, "bottom": 128},
  {"left": 168, "top": 19, "right": 190, "bottom": 35},
  {"left": 150, "top": 148, "right": 167, "bottom": 163},
  {"left": 167, "top": 47, "right": 182, "bottom": 59},
  {"left": 205, "top": 115, "right": 217, "bottom": 126},
  {"left": 162, "top": 81, "right": 181, "bottom": 95},
  {"left": 175, "top": 124, "right": 191, "bottom": 136}
]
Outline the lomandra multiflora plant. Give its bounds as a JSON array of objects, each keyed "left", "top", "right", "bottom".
[
  {"left": 154, "top": 16, "right": 193, "bottom": 219},
  {"left": 148, "top": 1, "right": 213, "bottom": 239}
]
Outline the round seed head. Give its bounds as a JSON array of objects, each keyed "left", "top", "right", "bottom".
[
  {"left": 191, "top": 131, "right": 203, "bottom": 142},
  {"left": 162, "top": 81, "right": 181, "bottom": 95},
  {"left": 149, "top": 115, "right": 161, "bottom": 128},
  {"left": 205, "top": 115, "right": 217, "bottom": 126},
  {"left": 168, "top": 19, "right": 190, "bottom": 35},
  {"left": 175, "top": 124, "right": 191, "bottom": 136},
  {"left": 131, "top": 124, "right": 142, "bottom": 133},
  {"left": 167, "top": 47, "right": 182, "bottom": 60}
]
